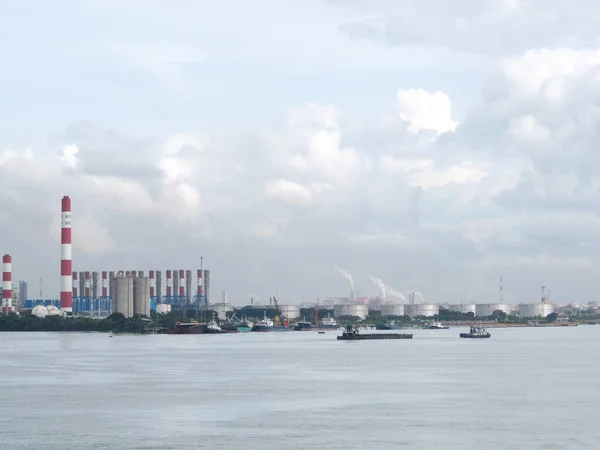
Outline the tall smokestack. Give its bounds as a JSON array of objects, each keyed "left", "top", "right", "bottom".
[
  {"left": 149, "top": 270, "right": 155, "bottom": 297},
  {"left": 60, "top": 196, "right": 73, "bottom": 313},
  {"left": 84, "top": 271, "right": 91, "bottom": 297},
  {"left": 72, "top": 271, "right": 78, "bottom": 297},
  {"left": 101, "top": 271, "right": 108, "bottom": 297},
  {"left": 2, "top": 254, "right": 12, "bottom": 314},
  {"left": 166, "top": 270, "right": 172, "bottom": 296},
  {"left": 179, "top": 269, "right": 185, "bottom": 297},
  {"left": 197, "top": 269, "right": 202, "bottom": 296}
]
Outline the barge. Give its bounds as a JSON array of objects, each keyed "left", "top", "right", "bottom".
[{"left": 337, "top": 325, "right": 413, "bottom": 340}]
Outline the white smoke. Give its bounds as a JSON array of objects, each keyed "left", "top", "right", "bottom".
[
  {"left": 334, "top": 266, "right": 355, "bottom": 291},
  {"left": 386, "top": 287, "right": 407, "bottom": 303},
  {"left": 413, "top": 291, "right": 426, "bottom": 303},
  {"left": 370, "top": 276, "right": 386, "bottom": 300},
  {"left": 371, "top": 276, "right": 407, "bottom": 303}
]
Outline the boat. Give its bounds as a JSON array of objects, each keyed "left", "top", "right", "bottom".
[
  {"left": 293, "top": 321, "right": 314, "bottom": 331},
  {"left": 459, "top": 326, "right": 491, "bottom": 339},
  {"left": 337, "top": 324, "right": 413, "bottom": 340},
  {"left": 425, "top": 321, "right": 449, "bottom": 330},
  {"left": 236, "top": 321, "right": 254, "bottom": 332},
  {"left": 206, "top": 319, "right": 222, "bottom": 333},
  {"left": 375, "top": 321, "right": 411, "bottom": 330},
  {"left": 252, "top": 315, "right": 274, "bottom": 332},
  {"left": 319, "top": 315, "right": 340, "bottom": 329},
  {"left": 167, "top": 321, "right": 206, "bottom": 334}
]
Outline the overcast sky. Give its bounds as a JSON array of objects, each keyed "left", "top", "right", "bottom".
[{"left": 1, "top": 0, "right": 599, "bottom": 306}]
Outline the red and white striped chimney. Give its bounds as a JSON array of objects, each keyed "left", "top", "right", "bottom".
[
  {"left": 197, "top": 269, "right": 203, "bottom": 296},
  {"left": 166, "top": 270, "right": 172, "bottom": 296},
  {"left": 72, "top": 271, "right": 78, "bottom": 297},
  {"left": 149, "top": 270, "right": 155, "bottom": 297},
  {"left": 179, "top": 269, "right": 185, "bottom": 296},
  {"left": 60, "top": 196, "right": 73, "bottom": 313},
  {"left": 101, "top": 271, "right": 108, "bottom": 297},
  {"left": 2, "top": 254, "right": 12, "bottom": 314},
  {"left": 84, "top": 271, "right": 91, "bottom": 297}
]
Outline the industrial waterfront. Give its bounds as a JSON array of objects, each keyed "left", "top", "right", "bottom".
[{"left": 2, "top": 195, "right": 599, "bottom": 326}]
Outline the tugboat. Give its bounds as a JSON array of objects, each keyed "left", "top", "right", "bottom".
[
  {"left": 459, "top": 325, "right": 491, "bottom": 339},
  {"left": 337, "top": 324, "right": 413, "bottom": 340}
]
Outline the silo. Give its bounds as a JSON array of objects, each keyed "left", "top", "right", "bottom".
[
  {"left": 380, "top": 304, "right": 405, "bottom": 317},
  {"left": 133, "top": 277, "right": 150, "bottom": 317},
  {"left": 448, "top": 304, "right": 476, "bottom": 314},
  {"left": 115, "top": 276, "right": 134, "bottom": 318}
]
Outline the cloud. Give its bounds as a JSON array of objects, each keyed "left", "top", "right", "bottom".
[{"left": 3, "top": 2, "right": 600, "bottom": 305}]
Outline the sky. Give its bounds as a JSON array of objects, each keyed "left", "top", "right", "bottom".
[{"left": 1, "top": 0, "right": 600, "bottom": 306}]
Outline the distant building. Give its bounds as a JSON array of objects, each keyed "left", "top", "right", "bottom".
[{"left": 18, "top": 281, "right": 27, "bottom": 307}]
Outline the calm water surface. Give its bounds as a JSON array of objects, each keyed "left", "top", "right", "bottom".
[{"left": 1, "top": 326, "right": 599, "bottom": 449}]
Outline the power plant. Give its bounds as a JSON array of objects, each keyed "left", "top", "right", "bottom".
[{"left": 0, "top": 196, "right": 582, "bottom": 322}]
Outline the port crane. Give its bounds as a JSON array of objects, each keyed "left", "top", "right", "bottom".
[{"left": 270, "top": 296, "right": 284, "bottom": 326}]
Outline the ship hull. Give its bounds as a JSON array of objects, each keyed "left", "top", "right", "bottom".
[
  {"left": 459, "top": 333, "right": 490, "bottom": 338},
  {"left": 337, "top": 333, "right": 413, "bottom": 340}
]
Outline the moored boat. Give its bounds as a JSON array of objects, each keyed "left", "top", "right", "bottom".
[
  {"left": 293, "top": 321, "right": 314, "bottom": 331},
  {"left": 319, "top": 315, "right": 340, "bottom": 329},
  {"left": 252, "top": 316, "right": 274, "bottom": 332}
]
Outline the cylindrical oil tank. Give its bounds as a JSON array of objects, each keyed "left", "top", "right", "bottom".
[
  {"left": 448, "top": 304, "right": 476, "bottom": 314},
  {"left": 518, "top": 303, "right": 555, "bottom": 318},
  {"left": 211, "top": 303, "right": 234, "bottom": 320},
  {"left": 115, "top": 276, "right": 134, "bottom": 318},
  {"left": 476, "top": 303, "right": 512, "bottom": 317},
  {"left": 279, "top": 304, "right": 300, "bottom": 319},
  {"left": 404, "top": 303, "right": 439, "bottom": 318},
  {"left": 380, "top": 304, "right": 405, "bottom": 317},
  {"left": 333, "top": 304, "right": 368, "bottom": 320},
  {"left": 133, "top": 277, "right": 151, "bottom": 317}
]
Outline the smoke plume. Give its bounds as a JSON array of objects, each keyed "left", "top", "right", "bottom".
[
  {"left": 333, "top": 266, "right": 355, "bottom": 291},
  {"left": 371, "top": 276, "right": 407, "bottom": 303},
  {"left": 370, "top": 276, "right": 386, "bottom": 300}
]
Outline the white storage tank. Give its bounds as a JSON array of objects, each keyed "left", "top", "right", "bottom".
[
  {"left": 210, "top": 303, "right": 235, "bottom": 320},
  {"left": 46, "top": 305, "right": 61, "bottom": 316},
  {"left": 334, "top": 304, "right": 369, "bottom": 320},
  {"left": 31, "top": 305, "right": 49, "bottom": 318},
  {"left": 476, "top": 303, "right": 512, "bottom": 317},
  {"left": 279, "top": 304, "right": 300, "bottom": 319},
  {"left": 404, "top": 303, "right": 439, "bottom": 318},
  {"left": 380, "top": 304, "right": 405, "bottom": 317},
  {"left": 518, "top": 303, "right": 556, "bottom": 318},
  {"left": 448, "top": 304, "right": 476, "bottom": 314}
]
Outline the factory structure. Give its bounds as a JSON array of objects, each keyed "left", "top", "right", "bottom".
[
  {"left": 0, "top": 197, "right": 584, "bottom": 322},
  {"left": 2, "top": 195, "right": 216, "bottom": 320}
]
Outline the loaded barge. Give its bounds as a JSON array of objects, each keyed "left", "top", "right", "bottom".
[{"left": 337, "top": 325, "right": 413, "bottom": 340}]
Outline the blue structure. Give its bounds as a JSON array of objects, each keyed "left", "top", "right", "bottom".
[
  {"left": 72, "top": 296, "right": 112, "bottom": 315},
  {"left": 150, "top": 296, "right": 157, "bottom": 311},
  {"left": 25, "top": 299, "right": 60, "bottom": 309}
]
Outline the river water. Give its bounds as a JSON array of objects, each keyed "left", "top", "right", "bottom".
[{"left": 0, "top": 326, "right": 598, "bottom": 449}]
